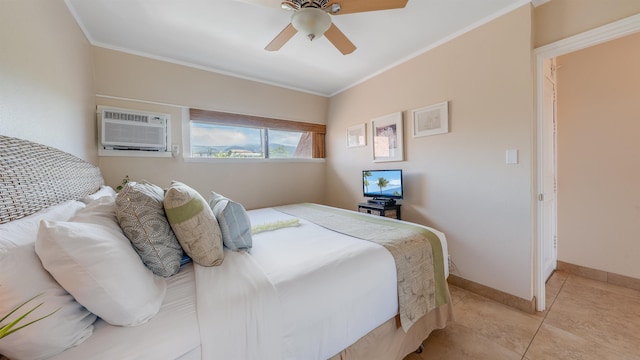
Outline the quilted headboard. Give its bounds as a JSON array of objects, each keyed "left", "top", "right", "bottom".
[{"left": 0, "top": 135, "right": 104, "bottom": 224}]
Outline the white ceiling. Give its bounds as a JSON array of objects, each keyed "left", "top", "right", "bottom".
[{"left": 66, "top": 0, "right": 530, "bottom": 96}]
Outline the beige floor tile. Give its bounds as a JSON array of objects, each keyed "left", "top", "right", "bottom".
[
  {"left": 545, "top": 270, "right": 568, "bottom": 302},
  {"left": 524, "top": 323, "right": 636, "bottom": 360},
  {"left": 405, "top": 272, "right": 640, "bottom": 360},
  {"left": 452, "top": 292, "right": 542, "bottom": 355},
  {"left": 544, "top": 275, "right": 640, "bottom": 358},
  {"left": 448, "top": 284, "right": 472, "bottom": 306},
  {"left": 566, "top": 273, "right": 640, "bottom": 299},
  {"left": 418, "top": 322, "right": 522, "bottom": 360}
]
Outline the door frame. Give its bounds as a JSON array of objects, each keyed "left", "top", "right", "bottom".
[{"left": 534, "top": 13, "right": 640, "bottom": 311}]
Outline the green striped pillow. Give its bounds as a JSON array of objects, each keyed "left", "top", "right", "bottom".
[{"left": 164, "top": 181, "right": 223, "bottom": 267}]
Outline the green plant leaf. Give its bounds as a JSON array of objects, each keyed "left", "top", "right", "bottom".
[{"left": 0, "top": 294, "right": 59, "bottom": 339}]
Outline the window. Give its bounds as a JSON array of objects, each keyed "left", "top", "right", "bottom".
[{"left": 189, "top": 109, "right": 326, "bottom": 159}]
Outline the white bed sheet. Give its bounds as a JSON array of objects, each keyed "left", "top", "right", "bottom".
[
  {"left": 245, "top": 207, "right": 449, "bottom": 360},
  {"left": 49, "top": 263, "right": 200, "bottom": 360}
]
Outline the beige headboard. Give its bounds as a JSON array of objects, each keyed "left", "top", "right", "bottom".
[{"left": 0, "top": 135, "right": 104, "bottom": 224}]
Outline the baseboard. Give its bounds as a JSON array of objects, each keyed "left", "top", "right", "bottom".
[
  {"left": 557, "top": 261, "right": 640, "bottom": 292},
  {"left": 447, "top": 274, "right": 536, "bottom": 314}
]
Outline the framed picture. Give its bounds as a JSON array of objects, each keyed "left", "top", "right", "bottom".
[
  {"left": 346, "top": 123, "right": 366, "bottom": 148},
  {"left": 412, "top": 101, "right": 449, "bottom": 137},
  {"left": 371, "top": 112, "right": 403, "bottom": 162}
]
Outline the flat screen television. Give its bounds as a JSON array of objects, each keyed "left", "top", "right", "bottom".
[{"left": 362, "top": 169, "right": 403, "bottom": 201}]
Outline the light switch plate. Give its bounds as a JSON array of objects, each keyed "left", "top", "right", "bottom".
[{"left": 506, "top": 149, "right": 518, "bottom": 164}]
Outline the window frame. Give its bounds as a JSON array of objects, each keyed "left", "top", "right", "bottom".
[{"left": 187, "top": 108, "right": 326, "bottom": 160}]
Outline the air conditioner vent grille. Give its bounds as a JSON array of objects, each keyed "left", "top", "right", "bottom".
[
  {"left": 104, "top": 111, "right": 149, "bottom": 123},
  {"left": 99, "top": 107, "right": 169, "bottom": 153}
]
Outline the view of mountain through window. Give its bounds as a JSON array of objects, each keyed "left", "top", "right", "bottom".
[{"left": 190, "top": 122, "right": 306, "bottom": 159}]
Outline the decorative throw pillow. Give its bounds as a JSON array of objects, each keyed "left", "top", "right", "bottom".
[
  {"left": 0, "top": 244, "right": 96, "bottom": 360},
  {"left": 116, "top": 181, "right": 183, "bottom": 277},
  {"left": 209, "top": 192, "right": 252, "bottom": 251},
  {"left": 164, "top": 181, "right": 224, "bottom": 266},
  {"left": 36, "top": 220, "right": 167, "bottom": 327}
]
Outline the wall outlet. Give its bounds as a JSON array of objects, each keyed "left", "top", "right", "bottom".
[{"left": 448, "top": 254, "right": 452, "bottom": 269}]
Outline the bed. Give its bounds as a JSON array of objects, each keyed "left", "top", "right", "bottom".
[{"left": 0, "top": 135, "right": 453, "bottom": 360}]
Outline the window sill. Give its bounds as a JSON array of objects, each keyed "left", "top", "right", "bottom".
[{"left": 183, "top": 157, "right": 325, "bottom": 164}]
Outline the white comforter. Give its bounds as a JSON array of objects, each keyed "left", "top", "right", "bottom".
[
  {"left": 45, "top": 205, "right": 446, "bottom": 360},
  {"left": 195, "top": 208, "right": 399, "bottom": 360}
]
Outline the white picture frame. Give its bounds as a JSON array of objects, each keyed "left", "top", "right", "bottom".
[
  {"left": 412, "top": 101, "right": 449, "bottom": 137},
  {"left": 372, "top": 112, "right": 403, "bottom": 162},
  {"left": 346, "top": 123, "right": 366, "bottom": 148}
]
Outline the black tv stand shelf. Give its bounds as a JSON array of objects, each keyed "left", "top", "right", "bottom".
[{"left": 358, "top": 202, "right": 401, "bottom": 220}]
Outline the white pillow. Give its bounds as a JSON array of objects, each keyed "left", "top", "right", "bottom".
[
  {"left": 35, "top": 220, "right": 167, "bottom": 327},
  {"left": 72, "top": 195, "right": 120, "bottom": 230},
  {"left": 0, "top": 244, "right": 96, "bottom": 360},
  {"left": 80, "top": 185, "right": 116, "bottom": 204},
  {"left": 0, "top": 200, "right": 85, "bottom": 248}
]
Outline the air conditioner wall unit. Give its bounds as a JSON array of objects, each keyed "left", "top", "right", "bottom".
[{"left": 99, "top": 107, "right": 169, "bottom": 153}]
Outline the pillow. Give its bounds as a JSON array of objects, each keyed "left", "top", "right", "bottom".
[
  {"left": 35, "top": 220, "right": 167, "bottom": 327},
  {"left": 80, "top": 185, "right": 116, "bottom": 204},
  {"left": 116, "top": 182, "right": 183, "bottom": 277},
  {"left": 73, "top": 195, "right": 120, "bottom": 230},
  {"left": 164, "top": 181, "right": 224, "bottom": 266},
  {"left": 0, "top": 244, "right": 96, "bottom": 360},
  {"left": 0, "top": 200, "right": 85, "bottom": 248},
  {"left": 209, "top": 192, "right": 253, "bottom": 251}
]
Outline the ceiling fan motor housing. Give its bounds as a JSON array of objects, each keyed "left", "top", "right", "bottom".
[{"left": 291, "top": 7, "right": 332, "bottom": 41}]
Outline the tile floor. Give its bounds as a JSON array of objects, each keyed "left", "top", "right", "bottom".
[{"left": 404, "top": 271, "right": 640, "bottom": 360}]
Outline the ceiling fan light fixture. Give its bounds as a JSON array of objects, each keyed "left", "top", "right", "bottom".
[{"left": 291, "top": 8, "right": 332, "bottom": 41}]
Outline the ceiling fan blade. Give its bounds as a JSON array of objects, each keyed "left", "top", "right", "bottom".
[
  {"left": 324, "top": 23, "right": 356, "bottom": 55},
  {"left": 265, "top": 23, "right": 298, "bottom": 51},
  {"left": 330, "top": 0, "right": 408, "bottom": 15}
]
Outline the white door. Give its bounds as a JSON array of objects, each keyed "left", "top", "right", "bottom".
[{"left": 541, "top": 58, "right": 558, "bottom": 281}]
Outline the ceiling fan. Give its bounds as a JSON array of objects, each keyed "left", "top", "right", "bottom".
[{"left": 264, "top": 0, "right": 409, "bottom": 55}]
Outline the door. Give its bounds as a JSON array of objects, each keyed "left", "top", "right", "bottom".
[{"left": 541, "top": 58, "right": 558, "bottom": 281}]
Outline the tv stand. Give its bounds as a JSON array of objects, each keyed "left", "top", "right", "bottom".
[{"left": 358, "top": 202, "right": 401, "bottom": 220}]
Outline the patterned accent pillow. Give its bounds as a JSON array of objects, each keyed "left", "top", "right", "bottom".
[
  {"left": 115, "top": 182, "right": 182, "bottom": 277},
  {"left": 208, "top": 192, "right": 252, "bottom": 251},
  {"left": 164, "top": 181, "right": 224, "bottom": 266}
]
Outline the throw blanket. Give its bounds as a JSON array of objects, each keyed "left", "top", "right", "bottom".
[
  {"left": 275, "top": 203, "right": 447, "bottom": 332},
  {"left": 194, "top": 250, "right": 283, "bottom": 360}
]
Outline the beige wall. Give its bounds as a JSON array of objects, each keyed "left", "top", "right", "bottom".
[
  {"left": 534, "top": 0, "right": 640, "bottom": 48},
  {"left": 327, "top": 6, "right": 535, "bottom": 300},
  {"left": 6, "top": 0, "right": 640, "bottom": 301},
  {"left": 0, "top": 0, "right": 96, "bottom": 162},
  {"left": 556, "top": 32, "right": 640, "bottom": 279},
  {"left": 93, "top": 48, "right": 329, "bottom": 209}
]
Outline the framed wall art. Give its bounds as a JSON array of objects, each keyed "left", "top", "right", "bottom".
[
  {"left": 371, "top": 112, "right": 403, "bottom": 162},
  {"left": 346, "top": 123, "right": 366, "bottom": 148},
  {"left": 412, "top": 101, "right": 449, "bottom": 137}
]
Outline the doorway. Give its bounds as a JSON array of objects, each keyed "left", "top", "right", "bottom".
[{"left": 534, "top": 14, "right": 640, "bottom": 311}]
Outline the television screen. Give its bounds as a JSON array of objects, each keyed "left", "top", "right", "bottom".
[{"left": 362, "top": 169, "right": 403, "bottom": 200}]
